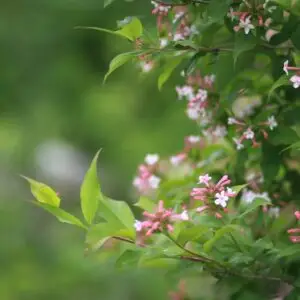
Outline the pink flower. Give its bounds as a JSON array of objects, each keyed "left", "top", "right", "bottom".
[
  {"left": 243, "top": 128, "right": 255, "bottom": 140},
  {"left": 295, "top": 211, "right": 300, "bottom": 220},
  {"left": 290, "top": 75, "right": 300, "bottom": 88},
  {"left": 214, "top": 191, "right": 229, "bottom": 208},
  {"left": 198, "top": 174, "right": 212, "bottom": 186},
  {"left": 170, "top": 153, "right": 187, "bottom": 166},
  {"left": 136, "top": 200, "right": 189, "bottom": 237}
]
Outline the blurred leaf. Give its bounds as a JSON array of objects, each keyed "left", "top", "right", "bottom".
[
  {"left": 34, "top": 202, "right": 86, "bottom": 229},
  {"left": 269, "top": 126, "right": 299, "bottom": 145},
  {"left": 268, "top": 75, "right": 290, "bottom": 98},
  {"left": 158, "top": 56, "right": 183, "bottom": 90},
  {"left": 104, "top": 0, "right": 115, "bottom": 7},
  {"left": 177, "top": 225, "right": 210, "bottom": 245},
  {"left": 233, "top": 33, "right": 256, "bottom": 65},
  {"left": 135, "top": 196, "right": 156, "bottom": 212},
  {"left": 273, "top": 0, "right": 300, "bottom": 16},
  {"left": 207, "top": 0, "right": 230, "bottom": 22},
  {"left": 238, "top": 198, "right": 271, "bottom": 219},
  {"left": 23, "top": 176, "right": 60, "bottom": 207},
  {"left": 231, "top": 184, "right": 247, "bottom": 195},
  {"left": 203, "top": 225, "right": 241, "bottom": 253},
  {"left": 80, "top": 150, "right": 101, "bottom": 224},
  {"left": 104, "top": 51, "right": 137, "bottom": 82},
  {"left": 279, "top": 245, "right": 300, "bottom": 257}
]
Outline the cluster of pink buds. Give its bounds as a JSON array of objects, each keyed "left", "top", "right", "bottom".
[
  {"left": 191, "top": 174, "right": 236, "bottom": 218},
  {"left": 133, "top": 154, "right": 161, "bottom": 194},
  {"left": 228, "top": 115, "right": 278, "bottom": 150},
  {"left": 228, "top": 1, "right": 275, "bottom": 35},
  {"left": 287, "top": 211, "right": 300, "bottom": 243},
  {"left": 151, "top": 1, "right": 198, "bottom": 43},
  {"left": 175, "top": 72, "right": 216, "bottom": 124},
  {"left": 134, "top": 200, "right": 189, "bottom": 238},
  {"left": 283, "top": 61, "right": 300, "bottom": 89}
]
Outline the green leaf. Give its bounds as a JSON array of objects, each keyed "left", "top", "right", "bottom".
[
  {"left": 75, "top": 17, "right": 143, "bottom": 41},
  {"left": 279, "top": 245, "right": 300, "bottom": 258},
  {"left": 233, "top": 33, "right": 256, "bottom": 65},
  {"left": 158, "top": 56, "right": 183, "bottom": 90},
  {"left": 269, "top": 126, "right": 299, "bottom": 145},
  {"left": 238, "top": 198, "right": 271, "bottom": 219},
  {"left": 231, "top": 184, "right": 247, "bottom": 195},
  {"left": 207, "top": 0, "right": 230, "bottom": 22},
  {"left": 34, "top": 202, "right": 87, "bottom": 229},
  {"left": 273, "top": 0, "right": 300, "bottom": 16},
  {"left": 99, "top": 196, "right": 135, "bottom": 239},
  {"left": 177, "top": 225, "right": 210, "bottom": 245},
  {"left": 22, "top": 176, "right": 60, "bottom": 207},
  {"left": 214, "top": 53, "right": 234, "bottom": 91},
  {"left": 203, "top": 225, "right": 241, "bottom": 253},
  {"left": 268, "top": 75, "right": 290, "bottom": 99},
  {"left": 104, "top": 52, "right": 136, "bottom": 82},
  {"left": 80, "top": 150, "right": 101, "bottom": 224},
  {"left": 103, "top": 0, "right": 115, "bottom": 7},
  {"left": 291, "top": 24, "right": 300, "bottom": 50},
  {"left": 134, "top": 196, "right": 155, "bottom": 212}
]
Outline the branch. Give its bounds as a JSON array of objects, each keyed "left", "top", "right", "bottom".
[{"left": 153, "top": 0, "right": 209, "bottom": 7}]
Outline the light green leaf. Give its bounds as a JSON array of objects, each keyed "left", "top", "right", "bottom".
[
  {"left": 231, "top": 184, "right": 247, "bottom": 195},
  {"left": 75, "top": 17, "right": 143, "bottom": 41},
  {"left": 269, "top": 126, "right": 299, "bottom": 146},
  {"left": 203, "top": 225, "right": 241, "bottom": 253},
  {"left": 104, "top": 0, "right": 115, "bottom": 7},
  {"left": 22, "top": 176, "right": 60, "bottom": 207},
  {"left": 279, "top": 245, "right": 300, "bottom": 258},
  {"left": 34, "top": 202, "right": 87, "bottom": 229},
  {"left": 80, "top": 150, "right": 101, "bottom": 224},
  {"left": 177, "top": 225, "right": 210, "bottom": 245},
  {"left": 99, "top": 196, "right": 135, "bottom": 239},
  {"left": 134, "top": 196, "right": 155, "bottom": 212},
  {"left": 158, "top": 56, "right": 183, "bottom": 90},
  {"left": 104, "top": 52, "right": 136, "bottom": 82}
]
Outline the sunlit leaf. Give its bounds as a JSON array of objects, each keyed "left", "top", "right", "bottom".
[
  {"left": 22, "top": 176, "right": 60, "bottom": 207},
  {"left": 80, "top": 150, "right": 101, "bottom": 224}
]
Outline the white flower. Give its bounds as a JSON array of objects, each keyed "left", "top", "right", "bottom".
[
  {"left": 148, "top": 175, "right": 161, "bottom": 189},
  {"left": 241, "top": 189, "right": 271, "bottom": 204},
  {"left": 145, "top": 154, "right": 159, "bottom": 165},
  {"left": 170, "top": 153, "right": 186, "bottom": 166},
  {"left": 228, "top": 117, "right": 238, "bottom": 125},
  {"left": 133, "top": 177, "right": 141, "bottom": 188},
  {"left": 195, "top": 89, "right": 208, "bottom": 102},
  {"left": 214, "top": 191, "right": 229, "bottom": 208},
  {"left": 186, "top": 107, "right": 200, "bottom": 120},
  {"left": 233, "top": 137, "right": 244, "bottom": 150},
  {"left": 159, "top": 38, "right": 168, "bottom": 48},
  {"left": 226, "top": 187, "right": 236, "bottom": 196},
  {"left": 283, "top": 60, "right": 289, "bottom": 75},
  {"left": 188, "top": 135, "right": 201, "bottom": 143},
  {"left": 290, "top": 75, "right": 300, "bottom": 89},
  {"left": 213, "top": 126, "right": 227, "bottom": 138},
  {"left": 176, "top": 85, "right": 194, "bottom": 101},
  {"left": 269, "top": 207, "right": 280, "bottom": 218},
  {"left": 243, "top": 128, "right": 255, "bottom": 140},
  {"left": 180, "top": 210, "right": 189, "bottom": 221},
  {"left": 227, "top": 7, "right": 237, "bottom": 21},
  {"left": 267, "top": 115, "right": 278, "bottom": 130},
  {"left": 141, "top": 61, "right": 153, "bottom": 73},
  {"left": 204, "top": 74, "right": 215, "bottom": 86},
  {"left": 173, "top": 11, "right": 185, "bottom": 23},
  {"left": 134, "top": 220, "right": 143, "bottom": 232},
  {"left": 239, "top": 16, "right": 255, "bottom": 35},
  {"left": 173, "top": 33, "right": 185, "bottom": 41},
  {"left": 199, "top": 174, "right": 212, "bottom": 185}
]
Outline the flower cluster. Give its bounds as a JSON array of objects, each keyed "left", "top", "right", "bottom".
[
  {"left": 287, "top": 211, "right": 300, "bottom": 243},
  {"left": 191, "top": 174, "right": 236, "bottom": 217},
  {"left": 176, "top": 72, "right": 216, "bottom": 124},
  {"left": 228, "top": 115, "right": 278, "bottom": 150},
  {"left": 133, "top": 154, "right": 161, "bottom": 194},
  {"left": 228, "top": 1, "right": 275, "bottom": 35},
  {"left": 151, "top": 1, "right": 199, "bottom": 44},
  {"left": 283, "top": 60, "right": 300, "bottom": 89},
  {"left": 134, "top": 200, "right": 189, "bottom": 238}
]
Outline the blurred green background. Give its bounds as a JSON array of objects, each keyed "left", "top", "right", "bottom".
[{"left": 0, "top": 1, "right": 196, "bottom": 299}]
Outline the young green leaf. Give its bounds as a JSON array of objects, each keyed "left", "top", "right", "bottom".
[
  {"left": 99, "top": 196, "right": 135, "bottom": 239},
  {"left": 238, "top": 198, "right": 271, "bottom": 219},
  {"left": 22, "top": 176, "right": 60, "bottom": 207},
  {"left": 233, "top": 33, "right": 256, "bottom": 65},
  {"left": 80, "top": 151, "right": 101, "bottom": 224},
  {"left": 104, "top": 52, "right": 136, "bottom": 82},
  {"left": 34, "top": 202, "right": 87, "bottom": 229},
  {"left": 268, "top": 75, "right": 290, "bottom": 99}
]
